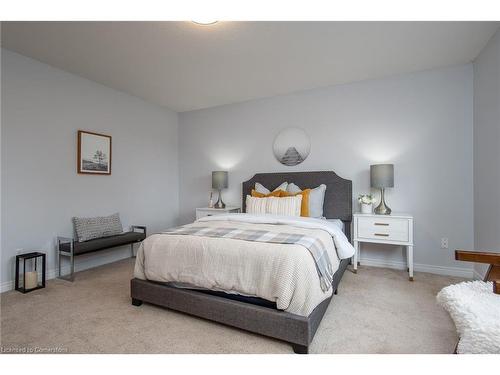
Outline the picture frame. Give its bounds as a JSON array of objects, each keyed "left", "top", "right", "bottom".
[
  {"left": 273, "top": 127, "right": 310, "bottom": 166},
  {"left": 77, "top": 130, "right": 112, "bottom": 175}
]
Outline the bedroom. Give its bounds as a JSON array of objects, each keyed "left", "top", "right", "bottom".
[{"left": 1, "top": 1, "right": 499, "bottom": 372}]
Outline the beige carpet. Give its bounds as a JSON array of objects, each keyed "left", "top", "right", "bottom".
[{"left": 0, "top": 258, "right": 463, "bottom": 354}]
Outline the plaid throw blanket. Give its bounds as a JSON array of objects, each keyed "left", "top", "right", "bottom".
[{"left": 162, "top": 226, "right": 334, "bottom": 291}]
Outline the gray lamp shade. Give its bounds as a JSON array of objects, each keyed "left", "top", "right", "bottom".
[
  {"left": 370, "top": 164, "right": 394, "bottom": 188},
  {"left": 212, "top": 171, "right": 228, "bottom": 190}
]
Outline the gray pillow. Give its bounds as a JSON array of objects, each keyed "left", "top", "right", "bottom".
[
  {"left": 287, "top": 183, "right": 327, "bottom": 218},
  {"left": 255, "top": 182, "right": 288, "bottom": 194},
  {"left": 73, "top": 213, "right": 123, "bottom": 242}
]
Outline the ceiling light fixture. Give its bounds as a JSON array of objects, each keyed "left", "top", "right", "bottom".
[{"left": 192, "top": 19, "right": 218, "bottom": 26}]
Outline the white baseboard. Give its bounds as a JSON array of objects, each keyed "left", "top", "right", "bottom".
[
  {"left": 1, "top": 280, "right": 14, "bottom": 293},
  {"left": 1, "top": 268, "right": 68, "bottom": 293},
  {"left": 359, "top": 257, "right": 474, "bottom": 278},
  {"left": 1, "top": 250, "right": 132, "bottom": 293}
]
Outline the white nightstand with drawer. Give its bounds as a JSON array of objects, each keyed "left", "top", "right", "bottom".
[
  {"left": 195, "top": 207, "right": 241, "bottom": 220},
  {"left": 353, "top": 213, "right": 414, "bottom": 281}
]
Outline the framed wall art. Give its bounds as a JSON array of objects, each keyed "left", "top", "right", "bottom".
[
  {"left": 77, "top": 130, "right": 112, "bottom": 175},
  {"left": 273, "top": 127, "right": 311, "bottom": 166}
]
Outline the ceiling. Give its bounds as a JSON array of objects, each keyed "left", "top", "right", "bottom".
[{"left": 2, "top": 21, "right": 498, "bottom": 112}]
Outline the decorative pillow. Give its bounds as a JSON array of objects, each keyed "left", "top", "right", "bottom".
[
  {"left": 73, "top": 213, "right": 123, "bottom": 242},
  {"left": 286, "top": 183, "right": 302, "bottom": 194},
  {"left": 254, "top": 182, "right": 288, "bottom": 195},
  {"left": 245, "top": 195, "right": 302, "bottom": 217},
  {"left": 246, "top": 195, "right": 268, "bottom": 214},
  {"left": 287, "top": 183, "right": 327, "bottom": 218},
  {"left": 279, "top": 189, "right": 311, "bottom": 217},
  {"left": 265, "top": 196, "right": 302, "bottom": 217},
  {"left": 251, "top": 189, "right": 283, "bottom": 198}
]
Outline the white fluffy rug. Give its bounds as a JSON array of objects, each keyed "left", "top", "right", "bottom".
[{"left": 437, "top": 281, "right": 500, "bottom": 354}]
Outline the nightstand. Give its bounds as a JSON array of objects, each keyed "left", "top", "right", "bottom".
[
  {"left": 353, "top": 213, "right": 414, "bottom": 281},
  {"left": 195, "top": 207, "right": 241, "bottom": 220}
]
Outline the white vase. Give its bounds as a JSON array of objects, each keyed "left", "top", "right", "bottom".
[{"left": 361, "top": 203, "right": 372, "bottom": 214}]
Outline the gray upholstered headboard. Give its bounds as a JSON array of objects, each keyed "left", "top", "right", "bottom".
[{"left": 242, "top": 171, "right": 352, "bottom": 241}]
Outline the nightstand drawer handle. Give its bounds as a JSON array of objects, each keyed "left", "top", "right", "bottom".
[
  {"left": 374, "top": 233, "right": 390, "bottom": 237},
  {"left": 374, "top": 223, "right": 389, "bottom": 226}
]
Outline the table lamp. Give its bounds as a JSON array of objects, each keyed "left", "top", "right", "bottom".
[
  {"left": 212, "top": 171, "right": 228, "bottom": 209},
  {"left": 370, "top": 164, "right": 394, "bottom": 215}
]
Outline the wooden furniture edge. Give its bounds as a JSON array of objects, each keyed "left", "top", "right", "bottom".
[
  {"left": 455, "top": 249, "right": 500, "bottom": 285},
  {"left": 494, "top": 280, "right": 499, "bottom": 295},
  {"left": 455, "top": 250, "right": 500, "bottom": 265}
]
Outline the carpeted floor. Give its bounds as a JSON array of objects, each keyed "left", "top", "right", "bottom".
[{"left": 0, "top": 258, "right": 463, "bottom": 354}]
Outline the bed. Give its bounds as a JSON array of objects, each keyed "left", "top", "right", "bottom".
[{"left": 130, "top": 171, "right": 353, "bottom": 353}]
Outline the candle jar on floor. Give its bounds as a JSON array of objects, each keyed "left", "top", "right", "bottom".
[{"left": 15, "top": 252, "right": 46, "bottom": 293}]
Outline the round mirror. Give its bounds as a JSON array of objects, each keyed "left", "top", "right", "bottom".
[{"left": 273, "top": 128, "right": 311, "bottom": 166}]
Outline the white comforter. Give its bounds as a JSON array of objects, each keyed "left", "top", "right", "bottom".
[{"left": 134, "top": 214, "right": 354, "bottom": 316}]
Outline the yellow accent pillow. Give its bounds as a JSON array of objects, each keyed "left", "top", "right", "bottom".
[
  {"left": 280, "top": 189, "right": 311, "bottom": 217},
  {"left": 251, "top": 189, "right": 283, "bottom": 198}
]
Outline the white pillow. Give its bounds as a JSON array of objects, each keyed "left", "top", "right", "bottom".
[
  {"left": 246, "top": 195, "right": 267, "bottom": 214},
  {"left": 287, "top": 183, "right": 327, "bottom": 218},
  {"left": 254, "top": 181, "right": 288, "bottom": 194},
  {"left": 246, "top": 195, "right": 302, "bottom": 217},
  {"left": 266, "top": 195, "right": 302, "bottom": 216},
  {"left": 286, "top": 183, "right": 302, "bottom": 194}
]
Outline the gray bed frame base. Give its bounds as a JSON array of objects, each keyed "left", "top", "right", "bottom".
[
  {"left": 131, "top": 258, "right": 349, "bottom": 354},
  {"left": 131, "top": 171, "right": 352, "bottom": 354}
]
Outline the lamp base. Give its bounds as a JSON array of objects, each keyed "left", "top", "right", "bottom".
[
  {"left": 374, "top": 204, "right": 391, "bottom": 215},
  {"left": 214, "top": 190, "right": 226, "bottom": 209},
  {"left": 374, "top": 188, "right": 391, "bottom": 215}
]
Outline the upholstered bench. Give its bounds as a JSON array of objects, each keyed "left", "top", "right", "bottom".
[{"left": 57, "top": 219, "right": 146, "bottom": 281}]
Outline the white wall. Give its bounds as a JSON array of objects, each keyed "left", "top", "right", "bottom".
[
  {"left": 1, "top": 49, "right": 179, "bottom": 290},
  {"left": 473, "top": 28, "right": 500, "bottom": 278},
  {"left": 1, "top": 48, "right": 479, "bottom": 287},
  {"left": 179, "top": 65, "right": 474, "bottom": 277}
]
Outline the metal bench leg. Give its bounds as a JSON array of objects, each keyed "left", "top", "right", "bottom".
[
  {"left": 57, "top": 240, "right": 75, "bottom": 282},
  {"left": 69, "top": 242, "right": 74, "bottom": 281},
  {"left": 58, "top": 242, "right": 62, "bottom": 278}
]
